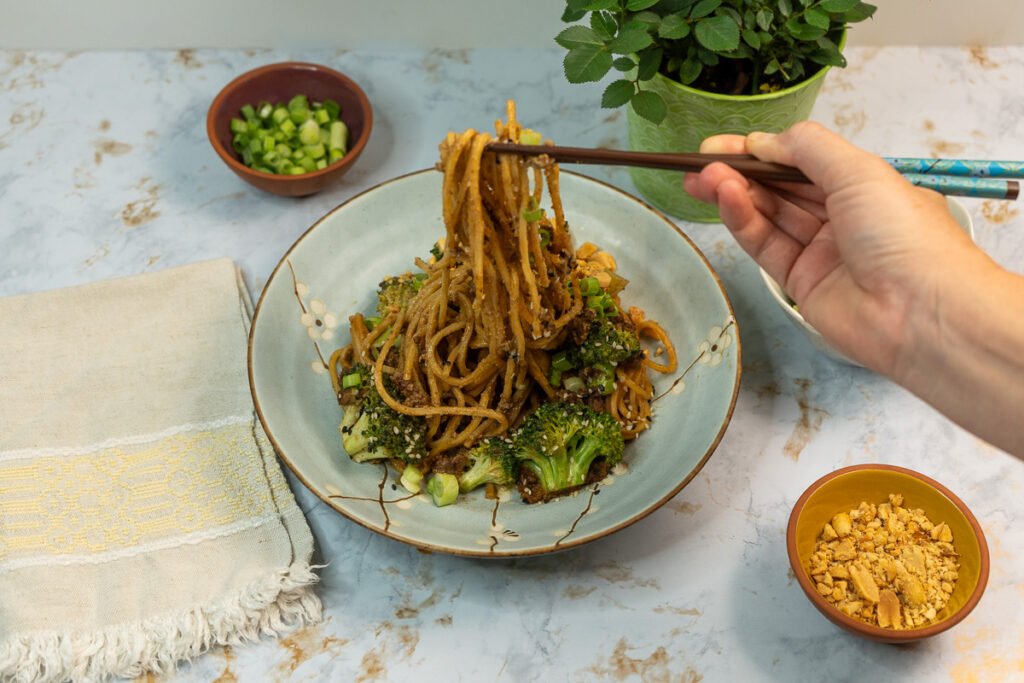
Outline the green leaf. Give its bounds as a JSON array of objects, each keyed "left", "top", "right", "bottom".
[
  {"left": 756, "top": 8, "right": 773, "bottom": 30},
  {"left": 690, "top": 0, "right": 721, "bottom": 19},
  {"left": 808, "top": 48, "right": 846, "bottom": 67},
  {"left": 590, "top": 12, "right": 617, "bottom": 40},
  {"left": 811, "top": 37, "right": 847, "bottom": 65},
  {"left": 581, "top": 0, "right": 618, "bottom": 9},
  {"left": 630, "top": 90, "right": 667, "bottom": 124},
  {"left": 694, "top": 15, "right": 740, "bottom": 52},
  {"left": 788, "top": 21, "right": 827, "bottom": 40},
  {"left": 678, "top": 58, "right": 702, "bottom": 84},
  {"left": 659, "top": 14, "right": 691, "bottom": 39},
  {"left": 607, "top": 26, "right": 654, "bottom": 54},
  {"left": 719, "top": 7, "right": 741, "bottom": 24},
  {"left": 602, "top": 79, "right": 636, "bottom": 107},
  {"left": 563, "top": 46, "right": 613, "bottom": 83},
  {"left": 562, "top": 0, "right": 589, "bottom": 22},
  {"left": 777, "top": 0, "right": 792, "bottom": 17},
  {"left": 764, "top": 59, "right": 780, "bottom": 75},
  {"left": 637, "top": 47, "right": 663, "bottom": 79},
  {"left": 819, "top": 0, "right": 859, "bottom": 10},
  {"left": 804, "top": 8, "right": 830, "bottom": 28},
  {"left": 842, "top": 2, "right": 877, "bottom": 22},
  {"left": 742, "top": 28, "right": 760, "bottom": 48},
  {"left": 626, "top": 0, "right": 660, "bottom": 9},
  {"left": 612, "top": 56, "right": 637, "bottom": 71},
  {"left": 696, "top": 45, "right": 720, "bottom": 65},
  {"left": 555, "top": 26, "right": 605, "bottom": 50},
  {"left": 562, "top": 7, "right": 586, "bottom": 22},
  {"left": 629, "top": 11, "right": 661, "bottom": 28}
]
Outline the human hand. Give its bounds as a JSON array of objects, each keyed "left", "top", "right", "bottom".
[{"left": 683, "top": 121, "right": 988, "bottom": 379}]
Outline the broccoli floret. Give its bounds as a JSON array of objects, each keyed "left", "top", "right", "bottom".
[
  {"left": 512, "top": 402, "right": 624, "bottom": 501},
  {"left": 458, "top": 437, "right": 518, "bottom": 493},
  {"left": 575, "top": 318, "right": 641, "bottom": 367},
  {"left": 549, "top": 319, "right": 642, "bottom": 395},
  {"left": 338, "top": 364, "right": 428, "bottom": 463},
  {"left": 376, "top": 272, "right": 427, "bottom": 315}
]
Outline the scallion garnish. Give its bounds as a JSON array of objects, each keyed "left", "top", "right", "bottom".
[
  {"left": 228, "top": 95, "right": 349, "bottom": 175},
  {"left": 341, "top": 372, "right": 362, "bottom": 389}
]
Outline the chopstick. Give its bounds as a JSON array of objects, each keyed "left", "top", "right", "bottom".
[{"left": 486, "top": 143, "right": 1020, "bottom": 201}]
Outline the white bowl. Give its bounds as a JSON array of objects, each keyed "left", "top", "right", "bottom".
[{"left": 759, "top": 197, "right": 975, "bottom": 367}]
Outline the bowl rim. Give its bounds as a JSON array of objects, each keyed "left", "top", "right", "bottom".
[
  {"left": 206, "top": 61, "right": 373, "bottom": 184},
  {"left": 786, "top": 463, "right": 990, "bottom": 641},
  {"left": 247, "top": 167, "right": 743, "bottom": 557}
]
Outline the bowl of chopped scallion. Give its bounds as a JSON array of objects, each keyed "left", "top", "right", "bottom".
[{"left": 207, "top": 62, "right": 372, "bottom": 197}]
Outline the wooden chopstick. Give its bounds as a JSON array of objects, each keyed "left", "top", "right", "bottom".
[{"left": 486, "top": 142, "right": 1020, "bottom": 201}]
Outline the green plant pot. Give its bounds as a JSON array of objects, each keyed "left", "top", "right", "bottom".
[{"left": 626, "top": 62, "right": 835, "bottom": 223}]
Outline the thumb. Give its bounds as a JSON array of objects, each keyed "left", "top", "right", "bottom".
[{"left": 746, "top": 121, "right": 900, "bottom": 196}]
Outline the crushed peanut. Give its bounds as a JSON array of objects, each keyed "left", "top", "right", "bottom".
[{"left": 808, "top": 494, "right": 960, "bottom": 630}]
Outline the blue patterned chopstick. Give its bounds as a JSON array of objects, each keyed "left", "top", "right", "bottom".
[
  {"left": 885, "top": 158, "right": 1024, "bottom": 179},
  {"left": 902, "top": 174, "right": 1018, "bottom": 200}
]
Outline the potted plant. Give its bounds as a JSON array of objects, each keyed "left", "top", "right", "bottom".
[{"left": 557, "top": 0, "right": 876, "bottom": 221}]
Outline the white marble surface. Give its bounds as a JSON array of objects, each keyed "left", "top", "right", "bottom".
[{"left": 2, "top": 47, "right": 1023, "bottom": 682}]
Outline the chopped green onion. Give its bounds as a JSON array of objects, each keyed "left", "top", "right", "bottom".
[
  {"left": 364, "top": 316, "right": 382, "bottom": 330},
  {"left": 520, "top": 129, "right": 542, "bottom": 145},
  {"left": 564, "top": 376, "right": 586, "bottom": 394},
  {"left": 329, "top": 121, "right": 348, "bottom": 153},
  {"left": 539, "top": 228, "right": 551, "bottom": 249},
  {"left": 341, "top": 372, "right": 362, "bottom": 389},
  {"left": 551, "top": 350, "right": 575, "bottom": 373},
  {"left": 579, "top": 277, "right": 601, "bottom": 296},
  {"left": 229, "top": 94, "right": 351, "bottom": 175},
  {"left": 298, "top": 119, "right": 320, "bottom": 145},
  {"left": 304, "top": 143, "right": 326, "bottom": 160},
  {"left": 400, "top": 465, "right": 424, "bottom": 494},
  {"left": 523, "top": 207, "right": 543, "bottom": 222},
  {"left": 322, "top": 99, "right": 341, "bottom": 119},
  {"left": 427, "top": 473, "right": 459, "bottom": 507},
  {"left": 549, "top": 367, "right": 562, "bottom": 388}
]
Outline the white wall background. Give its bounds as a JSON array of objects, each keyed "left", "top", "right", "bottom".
[{"left": 1, "top": 0, "right": 1022, "bottom": 49}]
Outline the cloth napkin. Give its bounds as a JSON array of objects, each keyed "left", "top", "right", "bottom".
[{"left": 0, "top": 259, "right": 320, "bottom": 682}]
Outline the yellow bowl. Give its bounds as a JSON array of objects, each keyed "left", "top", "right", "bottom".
[{"left": 787, "top": 464, "right": 989, "bottom": 643}]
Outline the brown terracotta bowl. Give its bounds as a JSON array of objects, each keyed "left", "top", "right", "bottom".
[
  {"left": 787, "top": 464, "right": 989, "bottom": 643},
  {"left": 207, "top": 62, "right": 372, "bottom": 197}
]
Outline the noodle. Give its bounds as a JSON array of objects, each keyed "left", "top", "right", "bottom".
[{"left": 331, "top": 101, "right": 677, "bottom": 467}]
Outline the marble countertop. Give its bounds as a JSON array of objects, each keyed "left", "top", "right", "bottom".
[{"left": 2, "top": 46, "right": 1022, "bottom": 682}]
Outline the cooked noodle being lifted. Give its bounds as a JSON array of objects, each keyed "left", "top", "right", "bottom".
[{"left": 329, "top": 101, "right": 677, "bottom": 506}]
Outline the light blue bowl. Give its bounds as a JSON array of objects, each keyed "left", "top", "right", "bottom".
[{"left": 249, "top": 169, "right": 741, "bottom": 556}]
